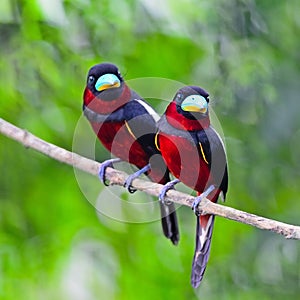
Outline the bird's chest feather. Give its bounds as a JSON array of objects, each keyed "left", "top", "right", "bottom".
[
  {"left": 158, "top": 134, "right": 211, "bottom": 192},
  {"left": 91, "top": 121, "right": 149, "bottom": 168}
]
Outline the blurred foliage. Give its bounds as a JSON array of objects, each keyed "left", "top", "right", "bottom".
[{"left": 1, "top": 0, "right": 300, "bottom": 299}]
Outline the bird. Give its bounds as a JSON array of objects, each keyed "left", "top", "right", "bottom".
[
  {"left": 156, "top": 86, "right": 228, "bottom": 287},
  {"left": 82, "top": 62, "right": 179, "bottom": 245}
]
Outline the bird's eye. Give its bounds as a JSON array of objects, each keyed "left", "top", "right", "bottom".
[
  {"left": 88, "top": 75, "right": 95, "bottom": 84},
  {"left": 177, "top": 93, "right": 183, "bottom": 100}
]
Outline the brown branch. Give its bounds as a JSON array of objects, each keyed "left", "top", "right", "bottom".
[{"left": 1, "top": 117, "right": 300, "bottom": 240}]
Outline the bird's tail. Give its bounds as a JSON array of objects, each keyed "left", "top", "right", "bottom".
[
  {"left": 159, "top": 201, "right": 180, "bottom": 245},
  {"left": 148, "top": 154, "right": 180, "bottom": 246},
  {"left": 191, "top": 214, "right": 215, "bottom": 288},
  {"left": 157, "top": 175, "right": 180, "bottom": 245}
]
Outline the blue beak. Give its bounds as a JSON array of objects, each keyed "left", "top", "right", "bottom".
[
  {"left": 181, "top": 95, "right": 208, "bottom": 113},
  {"left": 95, "top": 73, "right": 121, "bottom": 91}
]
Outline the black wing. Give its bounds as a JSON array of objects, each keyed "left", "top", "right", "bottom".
[{"left": 196, "top": 126, "right": 228, "bottom": 199}]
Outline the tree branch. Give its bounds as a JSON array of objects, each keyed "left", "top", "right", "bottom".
[{"left": 1, "top": 117, "right": 300, "bottom": 240}]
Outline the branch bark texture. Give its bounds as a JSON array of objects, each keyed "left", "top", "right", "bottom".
[{"left": 1, "top": 117, "right": 299, "bottom": 240}]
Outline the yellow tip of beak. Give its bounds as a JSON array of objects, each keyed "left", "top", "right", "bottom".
[
  {"left": 98, "top": 82, "right": 121, "bottom": 91},
  {"left": 182, "top": 105, "right": 207, "bottom": 113}
]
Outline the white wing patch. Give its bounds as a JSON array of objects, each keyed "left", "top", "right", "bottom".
[{"left": 135, "top": 99, "right": 160, "bottom": 122}]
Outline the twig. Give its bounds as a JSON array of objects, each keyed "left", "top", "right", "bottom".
[{"left": 1, "top": 117, "right": 300, "bottom": 240}]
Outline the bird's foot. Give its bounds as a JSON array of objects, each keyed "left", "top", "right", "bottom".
[
  {"left": 124, "top": 164, "right": 151, "bottom": 193},
  {"left": 192, "top": 185, "right": 215, "bottom": 216},
  {"left": 98, "top": 158, "right": 122, "bottom": 186},
  {"left": 158, "top": 179, "right": 180, "bottom": 204}
]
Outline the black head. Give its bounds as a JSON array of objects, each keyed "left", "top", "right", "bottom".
[
  {"left": 173, "top": 86, "right": 210, "bottom": 120},
  {"left": 86, "top": 63, "right": 124, "bottom": 99}
]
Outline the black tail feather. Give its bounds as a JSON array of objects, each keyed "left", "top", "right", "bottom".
[
  {"left": 191, "top": 215, "right": 215, "bottom": 288},
  {"left": 159, "top": 201, "right": 180, "bottom": 245}
]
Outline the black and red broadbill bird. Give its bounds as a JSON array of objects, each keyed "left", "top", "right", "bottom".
[
  {"left": 156, "top": 86, "right": 228, "bottom": 288},
  {"left": 82, "top": 63, "right": 179, "bottom": 245}
]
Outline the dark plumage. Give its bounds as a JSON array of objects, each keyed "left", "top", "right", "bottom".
[
  {"left": 83, "top": 63, "right": 180, "bottom": 245},
  {"left": 157, "top": 86, "right": 228, "bottom": 287}
]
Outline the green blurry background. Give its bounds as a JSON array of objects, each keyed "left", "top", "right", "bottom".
[{"left": 1, "top": 0, "right": 300, "bottom": 299}]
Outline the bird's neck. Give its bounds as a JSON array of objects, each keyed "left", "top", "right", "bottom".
[
  {"left": 83, "top": 84, "right": 131, "bottom": 115},
  {"left": 165, "top": 102, "right": 210, "bottom": 131}
]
